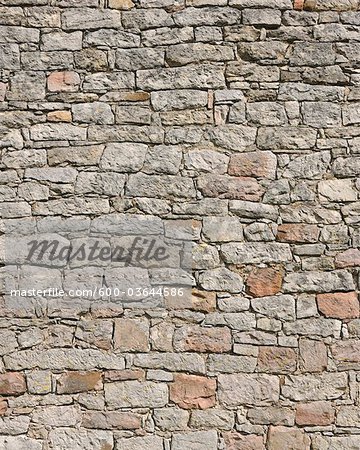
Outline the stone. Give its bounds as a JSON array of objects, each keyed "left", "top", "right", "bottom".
[
  {"left": 153, "top": 408, "right": 189, "bottom": 431},
  {"left": 246, "top": 102, "right": 287, "bottom": 126},
  {"left": 303, "top": 102, "right": 341, "bottom": 128},
  {"left": 335, "top": 249, "right": 360, "bottom": 268},
  {"left": 219, "top": 374, "right": 279, "bottom": 407},
  {"left": 100, "top": 142, "right": 147, "bottom": 173},
  {"left": 317, "top": 292, "right": 359, "bottom": 319},
  {"left": 277, "top": 224, "right": 319, "bottom": 243},
  {"left": 207, "top": 354, "right": 257, "bottom": 374},
  {"left": 257, "top": 126, "right": 317, "bottom": 150},
  {"left": 282, "top": 373, "right": 347, "bottom": 400},
  {"left": 242, "top": 8, "right": 281, "bottom": 26},
  {"left": 207, "top": 125, "right": 257, "bottom": 151},
  {"left": 151, "top": 89, "right": 208, "bottom": 111},
  {"left": 57, "top": 371, "right": 102, "bottom": 394},
  {"left": 318, "top": 179, "right": 357, "bottom": 202},
  {"left": 198, "top": 175, "right": 264, "bottom": 201},
  {"left": 137, "top": 64, "right": 225, "bottom": 90},
  {"left": 336, "top": 406, "right": 360, "bottom": 427},
  {"left": 133, "top": 353, "right": 205, "bottom": 374},
  {"left": 257, "top": 347, "right": 297, "bottom": 373},
  {"left": 0, "top": 43, "right": 20, "bottom": 69},
  {"left": 72, "top": 102, "right": 114, "bottom": 124},
  {"left": 174, "top": 6, "right": 241, "bottom": 26},
  {"left": 202, "top": 217, "right": 243, "bottom": 242},
  {"left": 190, "top": 409, "right": 234, "bottom": 430},
  {"left": 267, "top": 426, "right": 311, "bottom": 450},
  {"left": 173, "top": 325, "right": 231, "bottom": 353},
  {"left": 27, "top": 371, "right": 52, "bottom": 395},
  {"left": 248, "top": 407, "right": 294, "bottom": 426},
  {"left": 42, "top": 30, "right": 82, "bottom": 51},
  {"left": 170, "top": 374, "right": 216, "bottom": 409},
  {"left": 299, "top": 338, "right": 327, "bottom": 373},
  {"left": 199, "top": 267, "right": 243, "bottom": 293},
  {"left": 32, "top": 406, "right": 81, "bottom": 427},
  {"left": 185, "top": 150, "right": 229, "bottom": 174},
  {"left": 283, "top": 270, "right": 355, "bottom": 293},
  {"left": 246, "top": 267, "right": 283, "bottom": 298},
  {"left": 296, "top": 402, "right": 334, "bottom": 426},
  {"left": 47, "top": 71, "right": 80, "bottom": 92},
  {"left": 283, "top": 152, "right": 331, "bottom": 179},
  {"left": 82, "top": 411, "right": 141, "bottom": 430},
  {"left": 8, "top": 71, "right": 45, "bottom": 101},
  {"left": 251, "top": 295, "right": 295, "bottom": 321},
  {"left": 221, "top": 243, "right": 292, "bottom": 265},
  {"left": 105, "top": 380, "right": 168, "bottom": 408},
  {"left": 331, "top": 340, "right": 360, "bottom": 370},
  {"left": 114, "top": 318, "right": 149, "bottom": 352},
  {"left": 228, "top": 151, "right": 277, "bottom": 179},
  {"left": 0, "top": 373, "right": 26, "bottom": 396},
  {"left": 167, "top": 43, "right": 233, "bottom": 66},
  {"left": 49, "top": 429, "right": 113, "bottom": 450},
  {"left": 62, "top": 7, "right": 120, "bottom": 30}
]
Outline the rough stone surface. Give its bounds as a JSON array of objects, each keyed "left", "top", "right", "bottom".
[{"left": 1, "top": 1, "right": 360, "bottom": 447}]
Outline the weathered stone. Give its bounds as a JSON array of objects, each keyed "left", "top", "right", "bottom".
[
  {"left": 173, "top": 325, "right": 231, "bottom": 353},
  {"left": 62, "top": 8, "right": 120, "bottom": 30},
  {"left": 0, "top": 43, "right": 20, "bottom": 69},
  {"left": 283, "top": 152, "right": 331, "bottom": 179},
  {"left": 0, "top": 373, "right": 26, "bottom": 396},
  {"left": 105, "top": 380, "right": 167, "bottom": 408},
  {"left": 49, "top": 429, "right": 113, "bottom": 450},
  {"left": 57, "top": 371, "right": 102, "bottom": 394},
  {"left": 331, "top": 340, "right": 360, "bottom": 370},
  {"left": 277, "top": 224, "right": 319, "bottom": 243},
  {"left": 153, "top": 408, "right": 189, "bottom": 431},
  {"left": 133, "top": 353, "right": 206, "bottom": 374},
  {"left": 203, "top": 217, "right": 243, "bottom": 242},
  {"left": 257, "top": 347, "right": 297, "bottom": 373},
  {"left": 47, "top": 71, "right": 80, "bottom": 92},
  {"left": 282, "top": 373, "right": 347, "bottom": 400},
  {"left": 267, "top": 426, "right": 311, "bottom": 450},
  {"left": 218, "top": 374, "right": 279, "bottom": 406},
  {"left": 229, "top": 151, "right": 277, "bottom": 179},
  {"left": 251, "top": 295, "right": 295, "bottom": 321},
  {"left": 127, "top": 173, "right": 196, "bottom": 199},
  {"left": 257, "top": 127, "right": 317, "bottom": 150},
  {"left": 336, "top": 406, "right": 360, "bottom": 427},
  {"left": 207, "top": 354, "right": 257, "bottom": 374},
  {"left": 32, "top": 406, "right": 81, "bottom": 427},
  {"left": 248, "top": 407, "right": 295, "bottom": 426},
  {"left": 317, "top": 292, "right": 359, "bottom": 319},
  {"left": 283, "top": 270, "right": 355, "bottom": 293},
  {"left": 246, "top": 267, "right": 283, "bottom": 298},
  {"left": 221, "top": 243, "right": 292, "bottom": 264},
  {"left": 82, "top": 411, "right": 141, "bottom": 430},
  {"left": 303, "top": 101, "right": 342, "bottom": 128},
  {"left": 170, "top": 374, "right": 216, "bottom": 409},
  {"left": 190, "top": 408, "right": 234, "bottom": 430},
  {"left": 299, "top": 338, "right": 328, "bottom": 373},
  {"left": 284, "top": 318, "right": 341, "bottom": 338},
  {"left": 172, "top": 431, "right": 218, "bottom": 450},
  {"left": 185, "top": 150, "right": 229, "bottom": 174},
  {"left": 114, "top": 318, "right": 149, "bottom": 352},
  {"left": 296, "top": 402, "right": 334, "bottom": 426},
  {"left": 199, "top": 267, "right": 243, "bottom": 293},
  {"left": 167, "top": 43, "right": 233, "bottom": 66},
  {"left": 207, "top": 125, "right": 257, "bottom": 151},
  {"left": 72, "top": 102, "right": 114, "bottom": 124},
  {"left": 116, "top": 47, "right": 164, "bottom": 70},
  {"left": 318, "top": 179, "right": 357, "bottom": 202}
]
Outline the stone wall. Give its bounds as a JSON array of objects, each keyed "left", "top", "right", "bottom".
[{"left": 1, "top": 0, "right": 360, "bottom": 448}]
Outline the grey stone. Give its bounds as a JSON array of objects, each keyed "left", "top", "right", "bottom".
[
  {"left": 116, "top": 48, "right": 164, "bottom": 70},
  {"left": 174, "top": 7, "right": 241, "bottom": 26},
  {"left": 283, "top": 152, "right": 331, "bottom": 179},
  {"left": 218, "top": 374, "right": 280, "bottom": 406},
  {"left": 84, "top": 29, "right": 140, "bottom": 48},
  {"left": 133, "top": 353, "right": 205, "bottom": 374},
  {"left": 151, "top": 90, "right": 208, "bottom": 111},
  {"left": 115, "top": 436, "right": 163, "bottom": 450},
  {"left": 166, "top": 43, "right": 233, "bottom": 65},
  {"left": 221, "top": 242, "right": 292, "bottom": 264},
  {"left": 72, "top": 102, "right": 114, "bottom": 124},
  {"left": 0, "top": 43, "right": 20, "bottom": 69},
  {"left": 100, "top": 142, "right": 148, "bottom": 172},
  {"left": 171, "top": 431, "right": 218, "bottom": 450},
  {"left": 199, "top": 268, "right": 243, "bottom": 293},
  {"left": 283, "top": 270, "right": 355, "bottom": 293},
  {"left": 282, "top": 373, "right": 347, "bottom": 401},
  {"left": 126, "top": 174, "right": 196, "bottom": 199},
  {"left": 62, "top": 8, "right": 120, "bottom": 30},
  {"left": 251, "top": 295, "right": 295, "bottom": 321}
]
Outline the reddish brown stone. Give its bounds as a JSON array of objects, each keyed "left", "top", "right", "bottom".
[
  {"left": 223, "top": 432, "right": 265, "bottom": 450},
  {"left": 104, "top": 369, "right": 145, "bottom": 382},
  {"left": 257, "top": 347, "right": 297, "bottom": 373},
  {"left": 331, "top": 339, "right": 360, "bottom": 370},
  {"left": 198, "top": 175, "right": 265, "bottom": 201},
  {"left": 277, "top": 224, "right": 319, "bottom": 243},
  {"left": 317, "top": 292, "right": 359, "bottom": 319},
  {"left": 57, "top": 371, "right": 102, "bottom": 394},
  {"left": 82, "top": 411, "right": 141, "bottom": 430},
  {"left": 191, "top": 289, "right": 217, "bottom": 312},
  {"left": 114, "top": 318, "right": 149, "bottom": 352},
  {"left": 170, "top": 374, "right": 216, "bottom": 409},
  {"left": 47, "top": 71, "right": 80, "bottom": 92},
  {"left": 335, "top": 249, "right": 360, "bottom": 268},
  {"left": 246, "top": 267, "right": 283, "bottom": 297},
  {"left": 267, "top": 426, "right": 310, "bottom": 450},
  {"left": 229, "top": 151, "right": 277, "bottom": 179},
  {"left": 299, "top": 338, "right": 327, "bottom": 373},
  {"left": 0, "top": 373, "right": 26, "bottom": 396},
  {"left": 174, "top": 325, "right": 232, "bottom": 353},
  {"left": 296, "top": 402, "right": 334, "bottom": 426}
]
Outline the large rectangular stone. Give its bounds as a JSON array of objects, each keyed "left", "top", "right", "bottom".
[
  {"left": 62, "top": 8, "right": 120, "bottom": 30},
  {"left": 105, "top": 381, "right": 168, "bottom": 408},
  {"left": 283, "top": 270, "right": 355, "bottom": 293},
  {"left": 221, "top": 242, "right": 292, "bottom": 264},
  {"left": 133, "top": 353, "right": 206, "bottom": 374},
  {"left": 282, "top": 373, "right": 348, "bottom": 401}
]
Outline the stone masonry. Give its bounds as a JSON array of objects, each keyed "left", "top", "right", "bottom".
[{"left": 1, "top": 0, "right": 360, "bottom": 449}]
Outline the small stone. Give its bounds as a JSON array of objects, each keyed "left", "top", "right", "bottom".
[
  {"left": 296, "top": 402, "right": 334, "bottom": 426},
  {"left": 109, "top": 0, "right": 135, "bottom": 8},
  {"left": 228, "top": 151, "right": 277, "bottom": 179},
  {"left": 170, "top": 374, "right": 216, "bottom": 409},
  {"left": 57, "top": 371, "right": 102, "bottom": 394},
  {"left": 47, "top": 110, "right": 72, "bottom": 122},
  {"left": 114, "top": 318, "right": 150, "bottom": 352},
  {"left": 27, "top": 371, "right": 52, "bottom": 395},
  {"left": 257, "top": 347, "right": 297, "bottom": 373},
  {"left": 0, "top": 373, "right": 26, "bottom": 396},
  {"left": 246, "top": 266, "right": 284, "bottom": 297},
  {"left": 267, "top": 426, "right": 311, "bottom": 450},
  {"left": 171, "top": 431, "right": 218, "bottom": 450},
  {"left": 173, "top": 325, "right": 231, "bottom": 353},
  {"left": 47, "top": 71, "right": 80, "bottom": 92},
  {"left": 331, "top": 339, "right": 360, "bottom": 370},
  {"left": 317, "top": 292, "right": 359, "bottom": 319},
  {"left": 318, "top": 179, "right": 357, "bottom": 202},
  {"left": 277, "top": 224, "right": 319, "bottom": 243}
]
